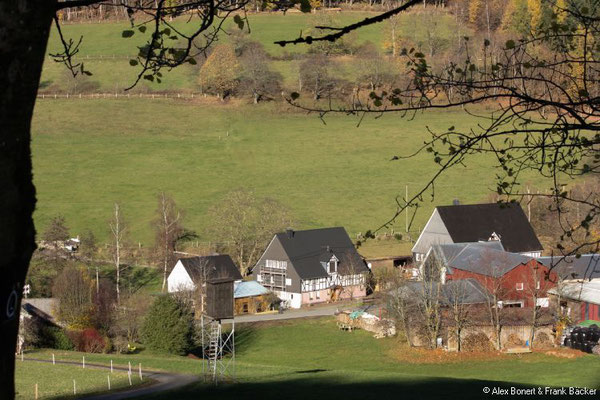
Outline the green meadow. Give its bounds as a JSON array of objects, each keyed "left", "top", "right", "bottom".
[
  {"left": 26, "top": 318, "right": 600, "bottom": 399},
  {"left": 15, "top": 360, "right": 139, "bottom": 399},
  {"left": 32, "top": 98, "right": 519, "bottom": 247}
]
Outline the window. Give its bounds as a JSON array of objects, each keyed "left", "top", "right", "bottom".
[
  {"left": 504, "top": 301, "right": 523, "bottom": 308},
  {"left": 328, "top": 260, "right": 337, "bottom": 274},
  {"left": 316, "top": 291, "right": 320, "bottom": 299},
  {"left": 536, "top": 298, "right": 549, "bottom": 308},
  {"left": 266, "top": 260, "right": 287, "bottom": 269},
  {"left": 242, "top": 303, "right": 249, "bottom": 314},
  {"left": 516, "top": 282, "right": 524, "bottom": 291},
  {"left": 256, "top": 274, "right": 262, "bottom": 282},
  {"left": 309, "top": 292, "right": 313, "bottom": 300},
  {"left": 285, "top": 278, "right": 292, "bottom": 286},
  {"left": 536, "top": 281, "right": 540, "bottom": 290}
]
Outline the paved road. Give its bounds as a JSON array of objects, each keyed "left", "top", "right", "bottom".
[
  {"left": 229, "top": 301, "right": 383, "bottom": 323},
  {"left": 23, "top": 358, "right": 198, "bottom": 400},
  {"left": 229, "top": 304, "right": 340, "bottom": 323}
]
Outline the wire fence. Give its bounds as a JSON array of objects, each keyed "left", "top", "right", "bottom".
[
  {"left": 37, "top": 92, "right": 205, "bottom": 100},
  {"left": 47, "top": 54, "right": 133, "bottom": 61}
]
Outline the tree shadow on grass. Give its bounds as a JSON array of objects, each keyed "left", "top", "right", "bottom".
[
  {"left": 189, "top": 322, "right": 258, "bottom": 358},
  {"left": 141, "top": 375, "right": 600, "bottom": 400},
  {"left": 233, "top": 323, "right": 259, "bottom": 356}
]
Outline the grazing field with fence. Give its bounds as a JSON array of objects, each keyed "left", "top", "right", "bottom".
[
  {"left": 24, "top": 318, "right": 600, "bottom": 400},
  {"left": 15, "top": 359, "right": 140, "bottom": 399}
]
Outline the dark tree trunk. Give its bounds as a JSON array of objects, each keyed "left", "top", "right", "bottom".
[{"left": 0, "top": 1, "right": 56, "bottom": 398}]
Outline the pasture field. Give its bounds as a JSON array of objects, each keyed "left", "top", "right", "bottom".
[
  {"left": 31, "top": 97, "right": 525, "bottom": 248},
  {"left": 27, "top": 318, "right": 600, "bottom": 399},
  {"left": 15, "top": 359, "right": 139, "bottom": 399},
  {"left": 40, "top": 11, "right": 465, "bottom": 93}
]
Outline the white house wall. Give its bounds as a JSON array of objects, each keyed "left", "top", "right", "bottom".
[
  {"left": 277, "top": 290, "right": 302, "bottom": 309},
  {"left": 167, "top": 261, "right": 195, "bottom": 293}
]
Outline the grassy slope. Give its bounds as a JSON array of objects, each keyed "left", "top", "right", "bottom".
[
  {"left": 32, "top": 98, "right": 517, "bottom": 247},
  {"left": 15, "top": 360, "right": 137, "bottom": 399},
  {"left": 28, "top": 318, "right": 600, "bottom": 399}
]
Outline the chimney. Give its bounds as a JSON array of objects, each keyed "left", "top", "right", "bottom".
[
  {"left": 452, "top": 199, "right": 460, "bottom": 206},
  {"left": 286, "top": 228, "right": 294, "bottom": 239}
]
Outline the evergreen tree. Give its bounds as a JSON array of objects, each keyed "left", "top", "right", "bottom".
[{"left": 141, "top": 295, "right": 194, "bottom": 355}]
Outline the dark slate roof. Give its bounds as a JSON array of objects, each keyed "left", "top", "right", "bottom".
[
  {"left": 436, "top": 203, "right": 543, "bottom": 253},
  {"left": 275, "top": 227, "right": 369, "bottom": 279},
  {"left": 430, "top": 242, "right": 532, "bottom": 278},
  {"left": 538, "top": 254, "right": 600, "bottom": 281},
  {"left": 178, "top": 255, "right": 242, "bottom": 283}
]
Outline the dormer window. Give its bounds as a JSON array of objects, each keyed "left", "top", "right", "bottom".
[{"left": 328, "top": 256, "right": 338, "bottom": 274}]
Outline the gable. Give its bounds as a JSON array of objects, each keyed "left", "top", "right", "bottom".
[
  {"left": 412, "top": 208, "right": 453, "bottom": 255},
  {"left": 167, "top": 261, "right": 195, "bottom": 292},
  {"left": 436, "top": 203, "right": 543, "bottom": 253}
]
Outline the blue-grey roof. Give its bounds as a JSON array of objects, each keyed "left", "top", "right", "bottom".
[
  {"left": 428, "top": 242, "right": 531, "bottom": 277},
  {"left": 234, "top": 281, "right": 269, "bottom": 299},
  {"left": 391, "top": 278, "right": 489, "bottom": 305},
  {"left": 538, "top": 254, "right": 600, "bottom": 281}
]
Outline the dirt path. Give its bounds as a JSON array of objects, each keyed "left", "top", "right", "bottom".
[{"left": 23, "top": 358, "right": 199, "bottom": 400}]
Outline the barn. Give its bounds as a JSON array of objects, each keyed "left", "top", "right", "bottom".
[{"left": 424, "top": 242, "right": 557, "bottom": 308}]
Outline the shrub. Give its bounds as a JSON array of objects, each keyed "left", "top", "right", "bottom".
[
  {"left": 68, "top": 328, "right": 106, "bottom": 353},
  {"left": 141, "top": 295, "right": 194, "bottom": 355},
  {"left": 27, "top": 323, "right": 74, "bottom": 350},
  {"left": 51, "top": 327, "right": 74, "bottom": 350}
]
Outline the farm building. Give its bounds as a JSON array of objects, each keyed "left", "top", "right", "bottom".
[
  {"left": 541, "top": 254, "right": 600, "bottom": 323},
  {"left": 167, "top": 254, "right": 242, "bottom": 293},
  {"left": 538, "top": 254, "right": 600, "bottom": 282},
  {"left": 252, "top": 227, "right": 370, "bottom": 309},
  {"left": 549, "top": 280, "right": 600, "bottom": 323},
  {"left": 167, "top": 254, "right": 242, "bottom": 319},
  {"left": 234, "top": 281, "right": 271, "bottom": 315},
  {"left": 412, "top": 203, "right": 543, "bottom": 263},
  {"left": 423, "top": 242, "right": 557, "bottom": 308}
]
